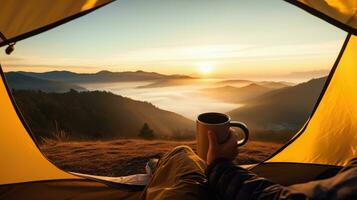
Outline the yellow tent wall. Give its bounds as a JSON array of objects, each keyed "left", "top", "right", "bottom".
[
  {"left": 0, "top": 68, "right": 80, "bottom": 185},
  {"left": 0, "top": 0, "right": 113, "bottom": 185},
  {"left": 268, "top": 34, "right": 357, "bottom": 166},
  {"left": 0, "top": 0, "right": 113, "bottom": 47}
]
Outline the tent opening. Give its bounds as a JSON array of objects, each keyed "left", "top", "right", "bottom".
[{"left": 0, "top": 0, "right": 346, "bottom": 179}]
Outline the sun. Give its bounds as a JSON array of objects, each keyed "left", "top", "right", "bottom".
[{"left": 198, "top": 63, "right": 214, "bottom": 74}]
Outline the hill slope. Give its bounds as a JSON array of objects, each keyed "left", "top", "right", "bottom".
[
  {"left": 201, "top": 83, "right": 274, "bottom": 103},
  {"left": 18, "top": 70, "right": 193, "bottom": 83},
  {"left": 216, "top": 79, "right": 253, "bottom": 87},
  {"left": 137, "top": 78, "right": 197, "bottom": 88},
  {"left": 216, "top": 79, "right": 292, "bottom": 89},
  {"left": 258, "top": 81, "right": 293, "bottom": 89},
  {"left": 228, "top": 77, "right": 327, "bottom": 136},
  {"left": 13, "top": 90, "right": 195, "bottom": 141},
  {"left": 5, "top": 72, "right": 85, "bottom": 93}
]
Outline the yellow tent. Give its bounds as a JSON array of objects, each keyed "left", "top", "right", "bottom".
[
  {"left": 0, "top": 0, "right": 356, "bottom": 199},
  {"left": 251, "top": 0, "right": 357, "bottom": 186}
]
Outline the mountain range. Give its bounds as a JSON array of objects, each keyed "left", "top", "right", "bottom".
[
  {"left": 17, "top": 70, "right": 193, "bottom": 83},
  {"left": 216, "top": 79, "right": 293, "bottom": 88},
  {"left": 5, "top": 72, "right": 86, "bottom": 93},
  {"left": 5, "top": 70, "right": 327, "bottom": 143},
  {"left": 137, "top": 78, "right": 197, "bottom": 88},
  {"left": 200, "top": 83, "right": 275, "bottom": 103},
  {"left": 5, "top": 70, "right": 195, "bottom": 92},
  {"left": 228, "top": 77, "right": 326, "bottom": 140}
]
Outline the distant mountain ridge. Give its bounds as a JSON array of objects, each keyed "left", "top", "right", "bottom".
[
  {"left": 5, "top": 72, "right": 86, "bottom": 93},
  {"left": 137, "top": 78, "right": 198, "bottom": 88},
  {"left": 17, "top": 70, "right": 193, "bottom": 83},
  {"left": 228, "top": 76, "right": 327, "bottom": 139},
  {"left": 216, "top": 79, "right": 293, "bottom": 89},
  {"left": 201, "top": 83, "right": 274, "bottom": 103}
]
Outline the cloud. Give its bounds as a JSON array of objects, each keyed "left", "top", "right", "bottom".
[
  {"left": 0, "top": 39, "right": 342, "bottom": 79},
  {"left": 0, "top": 56, "right": 25, "bottom": 62},
  {"left": 103, "top": 41, "right": 340, "bottom": 65},
  {"left": 287, "top": 69, "right": 330, "bottom": 78}
]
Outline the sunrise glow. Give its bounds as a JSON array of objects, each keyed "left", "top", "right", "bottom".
[
  {"left": 198, "top": 63, "right": 214, "bottom": 75},
  {"left": 0, "top": 0, "right": 345, "bottom": 80}
]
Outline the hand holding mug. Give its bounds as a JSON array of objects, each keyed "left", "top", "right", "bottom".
[
  {"left": 196, "top": 112, "right": 249, "bottom": 162},
  {"left": 207, "top": 129, "right": 239, "bottom": 165}
]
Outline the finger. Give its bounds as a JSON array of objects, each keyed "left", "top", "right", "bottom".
[
  {"left": 232, "top": 148, "right": 239, "bottom": 160},
  {"left": 208, "top": 131, "right": 218, "bottom": 149},
  {"left": 232, "top": 131, "right": 239, "bottom": 141},
  {"left": 229, "top": 128, "right": 238, "bottom": 138},
  {"left": 227, "top": 132, "right": 239, "bottom": 148}
]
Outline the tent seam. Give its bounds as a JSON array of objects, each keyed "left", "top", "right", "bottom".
[
  {"left": 0, "top": 1, "right": 115, "bottom": 48},
  {"left": 284, "top": 0, "right": 357, "bottom": 35}
]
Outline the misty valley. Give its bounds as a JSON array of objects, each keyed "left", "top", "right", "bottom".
[{"left": 4, "top": 70, "right": 326, "bottom": 176}]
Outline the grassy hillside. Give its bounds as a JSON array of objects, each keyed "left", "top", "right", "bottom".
[
  {"left": 12, "top": 90, "right": 195, "bottom": 141},
  {"left": 228, "top": 77, "right": 326, "bottom": 140},
  {"left": 40, "top": 139, "right": 282, "bottom": 176},
  {"left": 5, "top": 72, "right": 85, "bottom": 93}
]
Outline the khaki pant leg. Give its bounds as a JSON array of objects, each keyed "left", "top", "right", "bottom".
[{"left": 141, "top": 145, "right": 208, "bottom": 200}]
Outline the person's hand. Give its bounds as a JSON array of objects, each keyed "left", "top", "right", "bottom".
[{"left": 207, "top": 130, "right": 239, "bottom": 165}]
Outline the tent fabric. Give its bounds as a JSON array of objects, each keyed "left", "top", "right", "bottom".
[
  {"left": 0, "top": 0, "right": 356, "bottom": 196},
  {"left": 0, "top": 0, "right": 113, "bottom": 47},
  {"left": 0, "top": 67, "right": 80, "bottom": 185},
  {"left": 251, "top": 163, "right": 341, "bottom": 186},
  {"left": 285, "top": 0, "right": 357, "bottom": 35},
  {"left": 267, "top": 34, "right": 357, "bottom": 166}
]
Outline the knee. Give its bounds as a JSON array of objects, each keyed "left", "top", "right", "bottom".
[
  {"left": 163, "top": 145, "right": 195, "bottom": 160},
  {"left": 173, "top": 145, "right": 194, "bottom": 153}
]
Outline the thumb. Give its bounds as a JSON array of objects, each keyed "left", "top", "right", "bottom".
[{"left": 208, "top": 131, "right": 218, "bottom": 150}]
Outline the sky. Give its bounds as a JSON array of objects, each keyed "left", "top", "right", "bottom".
[{"left": 0, "top": 0, "right": 347, "bottom": 80}]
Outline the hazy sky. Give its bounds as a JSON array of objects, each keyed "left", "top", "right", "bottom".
[{"left": 0, "top": 0, "right": 347, "bottom": 80}]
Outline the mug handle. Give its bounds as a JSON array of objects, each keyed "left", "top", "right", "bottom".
[{"left": 229, "top": 121, "right": 249, "bottom": 146}]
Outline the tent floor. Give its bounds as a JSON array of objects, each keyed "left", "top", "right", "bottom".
[
  {"left": 0, "top": 179, "right": 142, "bottom": 200},
  {"left": 0, "top": 163, "right": 341, "bottom": 199}
]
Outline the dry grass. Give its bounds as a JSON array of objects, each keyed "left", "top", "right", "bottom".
[
  {"left": 41, "top": 130, "right": 69, "bottom": 145},
  {"left": 39, "top": 139, "right": 282, "bottom": 177}
]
